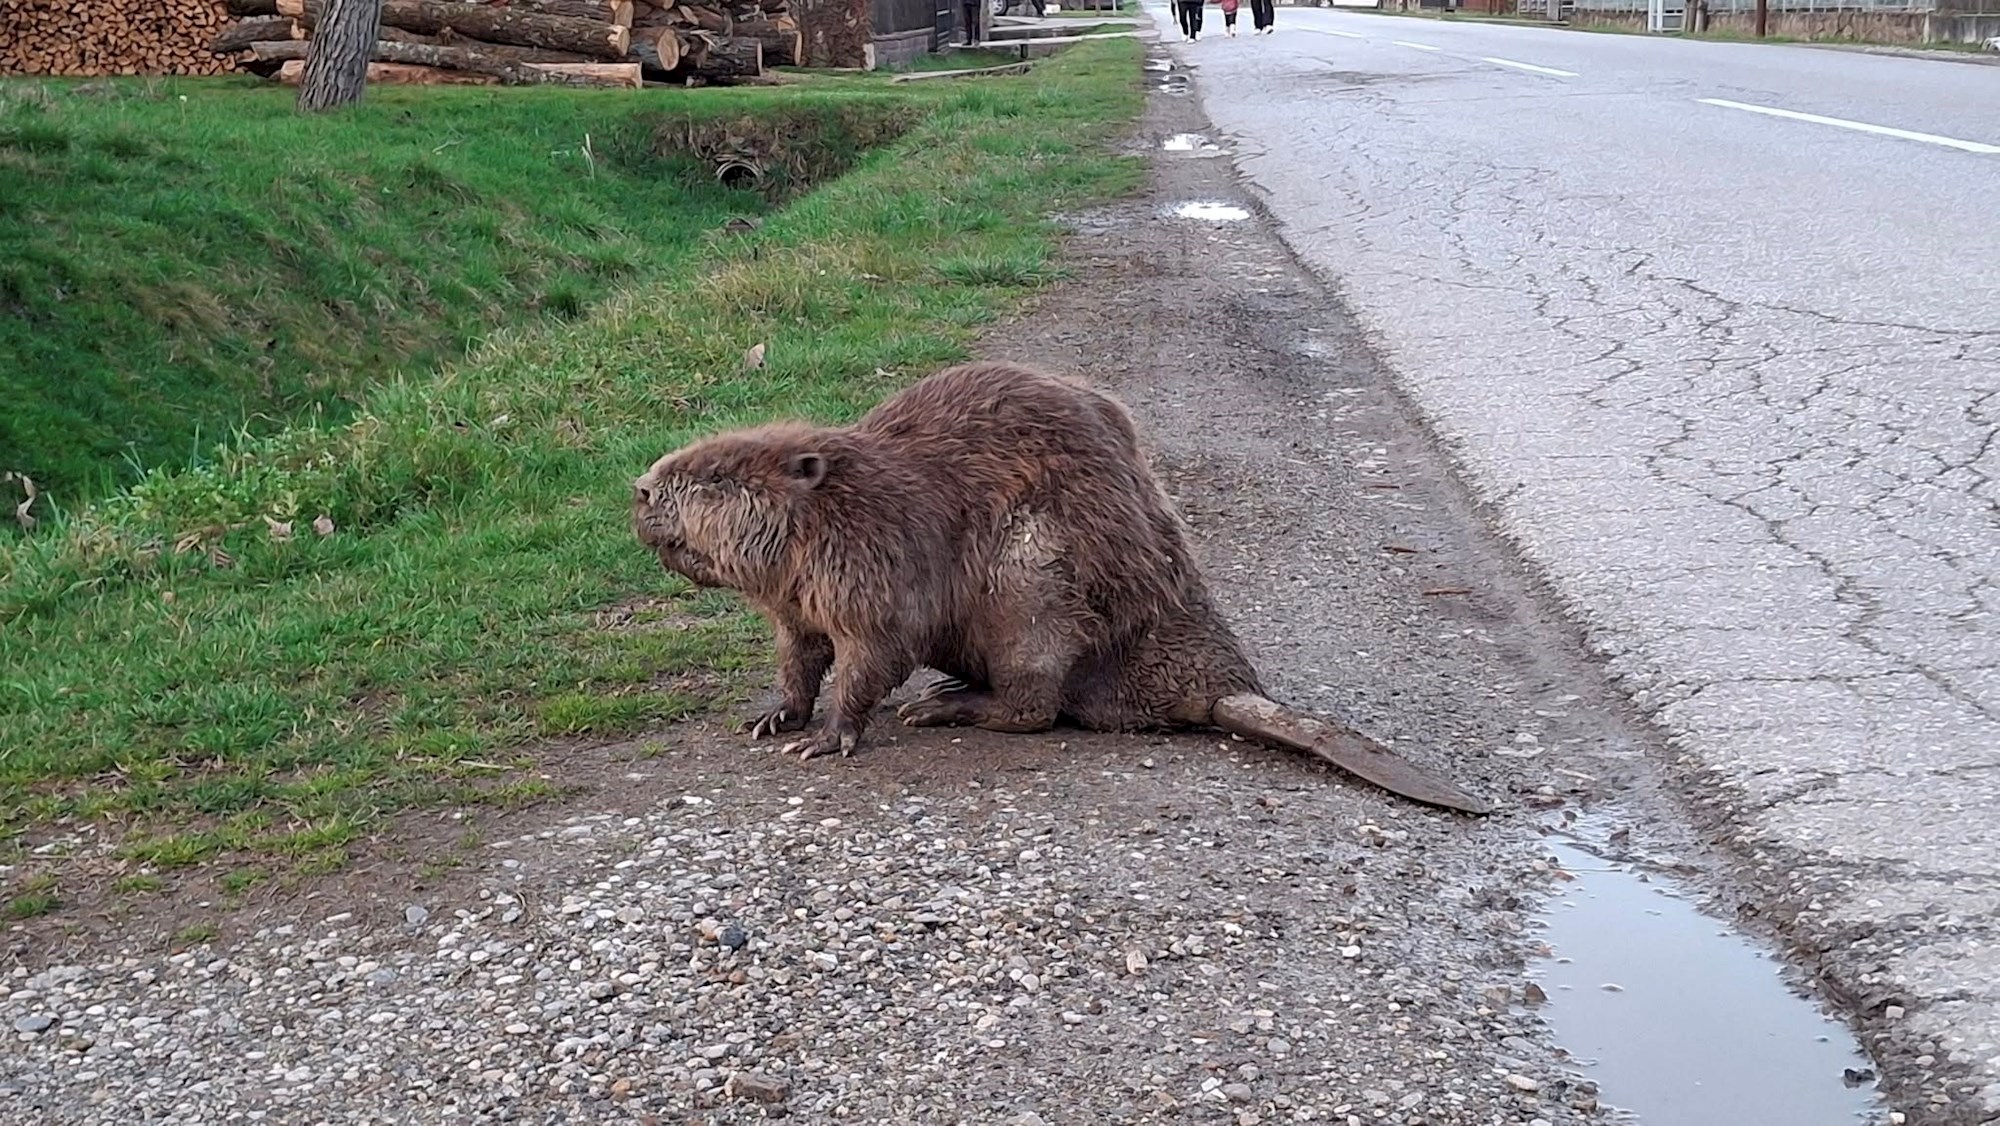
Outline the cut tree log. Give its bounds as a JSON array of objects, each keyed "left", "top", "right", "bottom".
[
  {"left": 523, "top": 60, "right": 641, "bottom": 86},
  {"left": 229, "top": 0, "right": 282, "bottom": 13},
  {"left": 627, "top": 25, "right": 683, "bottom": 72},
  {"left": 252, "top": 37, "right": 635, "bottom": 81},
  {"left": 726, "top": 19, "right": 799, "bottom": 66},
  {"left": 641, "top": 3, "right": 727, "bottom": 32},
  {"left": 280, "top": 0, "right": 632, "bottom": 59},
  {"left": 464, "top": 0, "right": 633, "bottom": 22},
  {"left": 210, "top": 16, "right": 302, "bottom": 53},
  {"left": 248, "top": 37, "right": 592, "bottom": 66},
  {"left": 277, "top": 57, "right": 500, "bottom": 83},
  {"left": 674, "top": 35, "right": 759, "bottom": 79}
]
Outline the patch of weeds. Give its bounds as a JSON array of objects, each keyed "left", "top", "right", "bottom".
[
  {"left": 7, "top": 874, "right": 62, "bottom": 918},
  {"left": 538, "top": 691, "right": 699, "bottom": 736},
  {"left": 935, "top": 251, "right": 1065, "bottom": 287},
  {"left": 219, "top": 868, "right": 269, "bottom": 896},
  {"left": 111, "top": 873, "right": 166, "bottom": 895},
  {"left": 174, "top": 922, "right": 219, "bottom": 947}
]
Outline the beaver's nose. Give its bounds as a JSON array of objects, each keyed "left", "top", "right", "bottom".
[{"left": 633, "top": 479, "right": 655, "bottom": 506}]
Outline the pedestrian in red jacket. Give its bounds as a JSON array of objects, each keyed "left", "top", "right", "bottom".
[{"left": 1220, "top": 0, "right": 1240, "bottom": 35}]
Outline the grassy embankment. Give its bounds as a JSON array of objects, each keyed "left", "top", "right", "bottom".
[
  {"left": 0, "top": 75, "right": 909, "bottom": 505},
  {"left": 0, "top": 41, "right": 1145, "bottom": 917}
]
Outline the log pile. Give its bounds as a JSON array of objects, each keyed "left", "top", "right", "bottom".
[
  {"left": 202, "top": 0, "right": 813, "bottom": 88},
  {"left": 1, "top": 0, "right": 237, "bottom": 76}
]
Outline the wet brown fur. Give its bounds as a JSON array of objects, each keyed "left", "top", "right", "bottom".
[{"left": 632, "top": 360, "right": 1264, "bottom": 759}]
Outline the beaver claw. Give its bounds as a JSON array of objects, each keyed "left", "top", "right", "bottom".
[
  {"left": 783, "top": 728, "right": 858, "bottom": 761},
  {"left": 741, "top": 707, "right": 808, "bottom": 740}
]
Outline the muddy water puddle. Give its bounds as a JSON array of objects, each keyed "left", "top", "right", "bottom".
[
  {"left": 1163, "top": 200, "right": 1250, "bottom": 222},
  {"left": 1162, "top": 132, "right": 1226, "bottom": 157},
  {"left": 1530, "top": 831, "right": 1889, "bottom": 1126}
]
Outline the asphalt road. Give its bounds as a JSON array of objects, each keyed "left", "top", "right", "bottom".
[{"left": 1147, "top": 5, "right": 2000, "bottom": 1118}]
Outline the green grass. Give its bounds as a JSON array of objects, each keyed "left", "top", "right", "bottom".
[
  {"left": 0, "top": 41, "right": 1146, "bottom": 894},
  {"left": 0, "top": 76, "right": 917, "bottom": 509}
]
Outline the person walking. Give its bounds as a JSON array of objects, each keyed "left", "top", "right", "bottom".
[
  {"left": 1249, "top": 0, "right": 1274, "bottom": 33},
  {"left": 1174, "top": 0, "right": 1205, "bottom": 39},
  {"left": 1220, "top": 0, "right": 1240, "bottom": 35},
  {"left": 961, "top": 0, "right": 982, "bottom": 43}
]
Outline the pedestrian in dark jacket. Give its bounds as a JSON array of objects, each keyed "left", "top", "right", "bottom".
[
  {"left": 1175, "top": 0, "right": 1205, "bottom": 39},
  {"left": 1249, "top": 0, "right": 1274, "bottom": 33}
]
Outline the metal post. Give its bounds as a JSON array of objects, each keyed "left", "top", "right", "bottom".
[{"left": 1754, "top": 0, "right": 1767, "bottom": 36}]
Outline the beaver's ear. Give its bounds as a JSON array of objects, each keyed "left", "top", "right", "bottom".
[{"left": 785, "top": 452, "right": 828, "bottom": 489}]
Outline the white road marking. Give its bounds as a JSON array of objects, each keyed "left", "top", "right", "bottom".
[
  {"left": 1393, "top": 40, "right": 1443, "bottom": 51},
  {"left": 1482, "top": 56, "right": 1577, "bottom": 78},
  {"left": 1697, "top": 97, "right": 2000, "bottom": 155},
  {"left": 1314, "top": 28, "right": 1365, "bottom": 38}
]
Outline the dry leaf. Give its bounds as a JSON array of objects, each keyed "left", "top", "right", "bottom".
[
  {"left": 743, "top": 342, "right": 766, "bottom": 370},
  {"left": 173, "top": 532, "right": 204, "bottom": 555},
  {"left": 313, "top": 515, "right": 335, "bottom": 537},
  {"left": 208, "top": 545, "right": 235, "bottom": 569},
  {"left": 264, "top": 516, "right": 294, "bottom": 542},
  {"left": 161, "top": 590, "right": 176, "bottom": 605}
]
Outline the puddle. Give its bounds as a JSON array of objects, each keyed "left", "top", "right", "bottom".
[
  {"left": 1161, "top": 132, "right": 1225, "bottom": 157},
  {"left": 1156, "top": 73, "right": 1191, "bottom": 97},
  {"left": 1163, "top": 200, "right": 1250, "bottom": 222},
  {"left": 1530, "top": 833, "right": 1889, "bottom": 1126},
  {"left": 1143, "top": 57, "right": 1176, "bottom": 72}
]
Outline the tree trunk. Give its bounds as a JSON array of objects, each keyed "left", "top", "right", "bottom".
[
  {"left": 284, "top": 0, "right": 630, "bottom": 58},
  {"left": 296, "top": 0, "right": 386, "bottom": 111}
]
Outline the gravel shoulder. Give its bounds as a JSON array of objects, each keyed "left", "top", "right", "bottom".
[{"left": 2, "top": 78, "right": 1807, "bottom": 1126}]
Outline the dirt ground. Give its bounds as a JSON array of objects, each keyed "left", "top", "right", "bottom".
[{"left": 2, "top": 74, "right": 1869, "bottom": 1126}]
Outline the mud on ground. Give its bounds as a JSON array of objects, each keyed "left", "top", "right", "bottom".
[{"left": 1, "top": 80, "right": 1795, "bottom": 1126}]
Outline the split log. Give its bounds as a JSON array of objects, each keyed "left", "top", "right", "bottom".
[
  {"left": 229, "top": 0, "right": 282, "bottom": 12},
  {"left": 628, "top": 25, "right": 683, "bottom": 72},
  {"left": 281, "top": 0, "right": 632, "bottom": 59},
  {"left": 210, "top": 16, "right": 302, "bottom": 53},
  {"left": 522, "top": 60, "right": 642, "bottom": 86},
  {"left": 465, "top": 0, "right": 633, "bottom": 22},
  {"left": 1, "top": 0, "right": 237, "bottom": 76},
  {"left": 277, "top": 57, "right": 500, "bottom": 83}
]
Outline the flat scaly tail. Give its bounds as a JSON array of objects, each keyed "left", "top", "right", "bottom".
[{"left": 1211, "top": 693, "right": 1494, "bottom": 815}]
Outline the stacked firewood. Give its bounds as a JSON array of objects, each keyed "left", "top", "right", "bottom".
[
  {"left": 0, "top": 0, "right": 236, "bottom": 77},
  {"left": 205, "top": 0, "right": 801, "bottom": 89}
]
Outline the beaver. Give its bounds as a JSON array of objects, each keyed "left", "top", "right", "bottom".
[{"left": 632, "top": 360, "right": 1490, "bottom": 814}]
